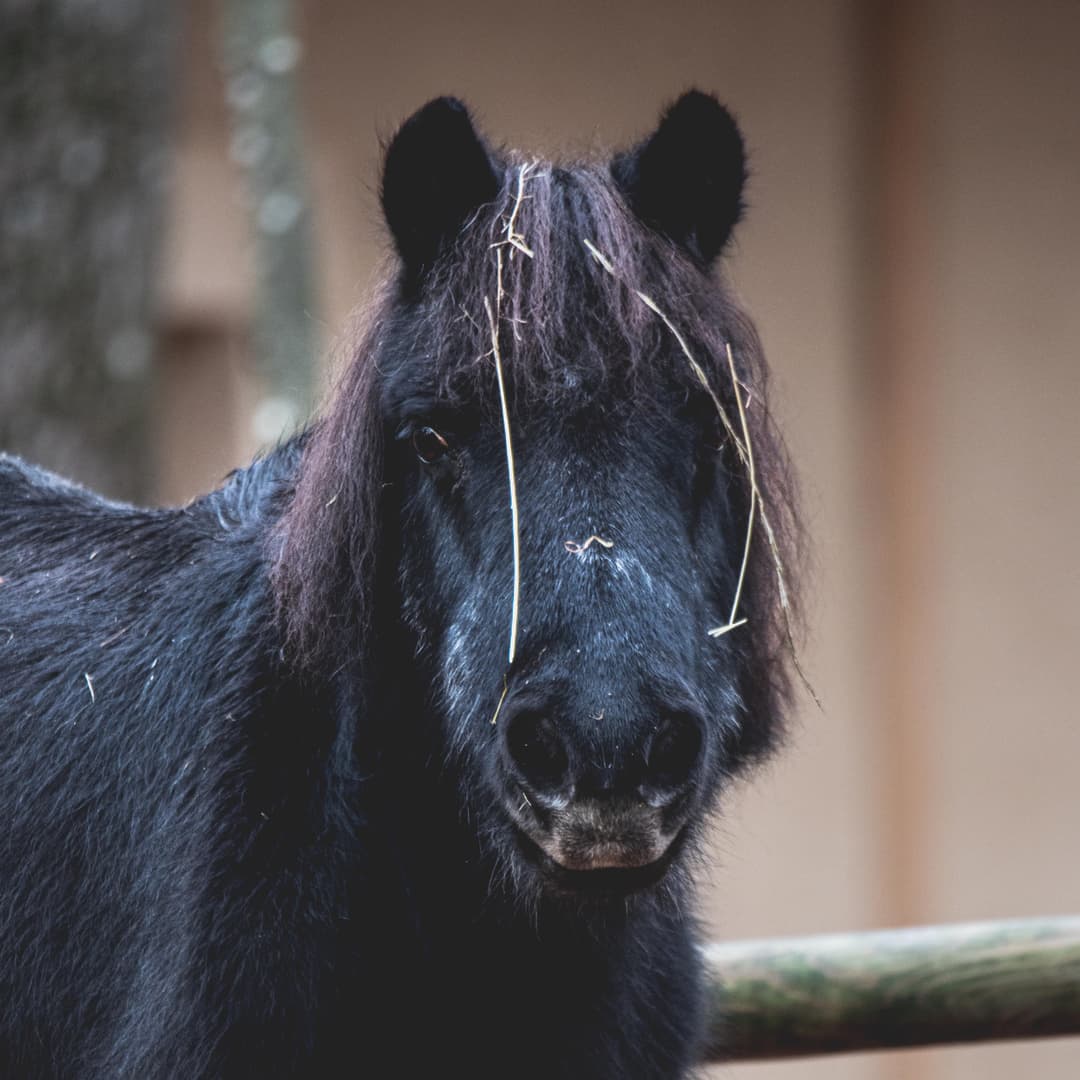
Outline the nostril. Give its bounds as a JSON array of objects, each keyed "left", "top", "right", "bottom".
[
  {"left": 504, "top": 710, "right": 570, "bottom": 796},
  {"left": 644, "top": 712, "right": 703, "bottom": 797}
]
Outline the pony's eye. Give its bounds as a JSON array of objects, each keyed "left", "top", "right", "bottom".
[{"left": 411, "top": 426, "right": 450, "bottom": 464}]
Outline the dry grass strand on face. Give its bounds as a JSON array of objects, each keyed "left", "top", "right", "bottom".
[
  {"left": 564, "top": 535, "right": 615, "bottom": 554},
  {"left": 582, "top": 237, "right": 818, "bottom": 708},
  {"left": 490, "top": 674, "right": 510, "bottom": 726},
  {"left": 485, "top": 287, "right": 521, "bottom": 668},
  {"left": 486, "top": 165, "right": 537, "bottom": 672},
  {"left": 715, "top": 343, "right": 756, "bottom": 633}
]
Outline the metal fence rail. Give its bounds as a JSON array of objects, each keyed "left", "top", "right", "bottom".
[{"left": 703, "top": 915, "right": 1080, "bottom": 1062}]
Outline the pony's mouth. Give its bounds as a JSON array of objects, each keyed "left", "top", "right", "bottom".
[{"left": 511, "top": 823, "right": 687, "bottom": 896}]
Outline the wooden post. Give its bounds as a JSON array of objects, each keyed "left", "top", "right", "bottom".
[{"left": 703, "top": 916, "right": 1080, "bottom": 1062}]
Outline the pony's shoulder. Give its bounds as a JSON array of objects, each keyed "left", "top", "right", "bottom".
[
  {"left": 0, "top": 438, "right": 303, "bottom": 578},
  {"left": 0, "top": 452, "right": 133, "bottom": 513},
  {"left": 0, "top": 453, "right": 176, "bottom": 580},
  {"left": 0, "top": 437, "right": 303, "bottom": 526}
]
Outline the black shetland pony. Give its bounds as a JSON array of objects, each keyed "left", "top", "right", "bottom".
[{"left": 0, "top": 92, "right": 799, "bottom": 1078}]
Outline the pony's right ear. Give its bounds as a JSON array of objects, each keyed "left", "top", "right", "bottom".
[
  {"left": 612, "top": 90, "right": 747, "bottom": 266},
  {"left": 381, "top": 97, "right": 501, "bottom": 281}
]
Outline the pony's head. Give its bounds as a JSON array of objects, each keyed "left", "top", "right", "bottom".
[{"left": 276, "top": 93, "right": 800, "bottom": 907}]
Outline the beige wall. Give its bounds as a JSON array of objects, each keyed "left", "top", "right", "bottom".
[
  {"left": 160, "top": 2, "right": 1080, "bottom": 1076},
  {"left": 912, "top": 4, "right": 1080, "bottom": 1077}
]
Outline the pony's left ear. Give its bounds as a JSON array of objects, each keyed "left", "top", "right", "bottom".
[
  {"left": 612, "top": 90, "right": 747, "bottom": 266},
  {"left": 381, "top": 97, "right": 501, "bottom": 282}
]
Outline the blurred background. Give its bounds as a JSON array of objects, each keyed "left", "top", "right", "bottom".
[{"left": 2, "top": 1, "right": 1077, "bottom": 1077}]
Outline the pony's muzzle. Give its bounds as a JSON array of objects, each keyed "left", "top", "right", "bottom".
[
  {"left": 508, "top": 792, "right": 690, "bottom": 888},
  {"left": 502, "top": 707, "right": 573, "bottom": 809},
  {"left": 500, "top": 699, "right": 704, "bottom": 882},
  {"left": 502, "top": 702, "right": 704, "bottom": 804}
]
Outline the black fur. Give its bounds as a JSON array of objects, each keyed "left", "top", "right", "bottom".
[
  {"left": 612, "top": 90, "right": 748, "bottom": 266},
  {"left": 381, "top": 96, "right": 501, "bottom": 288},
  {"left": 0, "top": 93, "right": 799, "bottom": 1078}
]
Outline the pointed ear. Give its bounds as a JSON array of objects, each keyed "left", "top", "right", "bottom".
[
  {"left": 381, "top": 97, "right": 501, "bottom": 280},
  {"left": 612, "top": 91, "right": 747, "bottom": 266}
]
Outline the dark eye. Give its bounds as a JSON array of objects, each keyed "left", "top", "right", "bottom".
[{"left": 411, "top": 425, "right": 450, "bottom": 464}]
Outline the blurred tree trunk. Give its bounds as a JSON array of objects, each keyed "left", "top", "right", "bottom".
[
  {"left": 221, "top": 0, "right": 317, "bottom": 438},
  {"left": 0, "top": 0, "right": 178, "bottom": 502}
]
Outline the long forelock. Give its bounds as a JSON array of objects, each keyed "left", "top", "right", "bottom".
[{"left": 418, "top": 161, "right": 745, "bottom": 406}]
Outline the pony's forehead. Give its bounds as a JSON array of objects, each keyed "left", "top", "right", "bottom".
[{"left": 378, "top": 161, "right": 742, "bottom": 411}]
